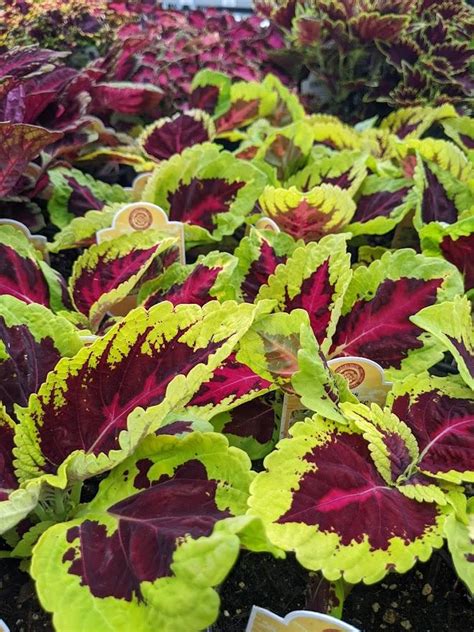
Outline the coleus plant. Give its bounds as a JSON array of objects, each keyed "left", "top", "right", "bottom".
[
  {"left": 242, "top": 309, "right": 474, "bottom": 595},
  {"left": 258, "top": 0, "right": 474, "bottom": 119},
  {"left": 0, "top": 298, "right": 281, "bottom": 630},
  {"left": 0, "top": 225, "right": 69, "bottom": 311},
  {"left": 94, "top": 8, "right": 290, "bottom": 117}
]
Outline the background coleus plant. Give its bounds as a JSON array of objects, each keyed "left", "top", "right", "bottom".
[
  {"left": 94, "top": 8, "right": 291, "bottom": 117},
  {"left": 0, "top": 0, "right": 125, "bottom": 67},
  {"left": 258, "top": 0, "right": 474, "bottom": 120}
]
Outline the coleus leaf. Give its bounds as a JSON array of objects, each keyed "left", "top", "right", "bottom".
[
  {"left": 186, "top": 353, "right": 273, "bottom": 421},
  {"left": 411, "top": 297, "right": 474, "bottom": 390},
  {"left": 341, "top": 400, "right": 448, "bottom": 507},
  {"left": 286, "top": 150, "right": 367, "bottom": 196},
  {"left": 0, "top": 197, "right": 45, "bottom": 233},
  {"left": 143, "top": 143, "right": 267, "bottom": 245},
  {"left": 0, "top": 122, "right": 63, "bottom": 197},
  {"left": 236, "top": 310, "right": 309, "bottom": 391},
  {"left": 0, "top": 295, "right": 82, "bottom": 417},
  {"left": 139, "top": 110, "right": 215, "bottom": 162},
  {"left": 419, "top": 217, "right": 474, "bottom": 292},
  {"left": 0, "top": 404, "right": 40, "bottom": 535},
  {"left": 47, "top": 167, "right": 131, "bottom": 229},
  {"left": 309, "top": 117, "right": 362, "bottom": 151},
  {"left": 14, "top": 300, "right": 269, "bottom": 488},
  {"left": 31, "top": 432, "right": 281, "bottom": 632},
  {"left": 190, "top": 69, "right": 232, "bottom": 117},
  {"left": 238, "top": 305, "right": 355, "bottom": 425},
  {"left": 69, "top": 231, "right": 177, "bottom": 332},
  {"left": 342, "top": 403, "right": 420, "bottom": 487},
  {"left": 215, "top": 80, "right": 277, "bottom": 135},
  {"left": 262, "top": 73, "right": 305, "bottom": 127},
  {"left": 330, "top": 249, "right": 464, "bottom": 378},
  {"left": 0, "top": 225, "right": 67, "bottom": 311},
  {"left": 408, "top": 139, "right": 474, "bottom": 227},
  {"left": 232, "top": 227, "right": 298, "bottom": 303},
  {"left": 379, "top": 104, "right": 458, "bottom": 140},
  {"left": 258, "top": 184, "right": 356, "bottom": 242},
  {"left": 248, "top": 415, "right": 448, "bottom": 584},
  {"left": 234, "top": 118, "right": 274, "bottom": 161},
  {"left": 210, "top": 394, "right": 279, "bottom": 460},
  {"left": 347, "top": 175, "right": 417, "bottom": 236},
  {"left": 291, "top": 323, "right": 357, "bottom": 425},
  {"left": 389, "top": 373, "right": 474, "bottom": 485},
  {"left": 444, "top": 497, "right": 474, "bottom": 594},
  {"left": 89, "top": 82, "right": 164, "bottom": 117},
  {"left": 440, "top": 116, "right": 474, "bottom": 154},
  {"left": 76, "top": 146, "right": 155, "bottom": 172},
  {"left": 254, "top": 121, "right": 313, "bottom": 182},
  {"left": 256, "top": 234, "right": 352, "bottom": 351},
  {"left": 140, "top": 252, "right": 237, "bottom": 309},
  {"left": 48, "top": 203, "right": 126, "bottom": 253}
]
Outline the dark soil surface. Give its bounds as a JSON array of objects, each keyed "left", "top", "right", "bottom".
[
  {"left": 215, "top": 549, "right": 473, "bottom": 632},
  {"left": 1, "top": 548, "right": 472, "bottom": 631}
]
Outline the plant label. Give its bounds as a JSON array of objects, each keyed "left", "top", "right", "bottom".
[
  {"left": 326, "top": 356, "right": 392, "bottom": 407},
  {"left": 245, "top": 606, "right": 360, "bottom": 631},
  {"left": 0, "top": 620, "right": 9, "bottom": 632},
  {"left": 255, "top": 217, "right": 281, "bottom": 233},
  {"left": 96, "top": 202, "right": 186, "bottom": 264},
  {"left": 280, "top": 356, "right": 392, "bottom": 438},
  {"left": 0, "top": 219, "right": 49, "bottom": 261}
]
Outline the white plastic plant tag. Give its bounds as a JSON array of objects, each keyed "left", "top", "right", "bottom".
[
  {"left": 245, "top": 606, "right": 360, "bottom": 632},
  {"left": 0, "top": 219, "right": 49, "bottom": 261},
  {"left": 280, "top": 357, "right": 392, "bottom": 438},
  {"left": 255, "top": 217, "right": 281, "bottom": 233},
  {"left": 326, "top": 356, "right": 392, "bottom": 407},
  {"left": 0, "top": 619, "right": 10, "bottom": 632},
  {"left": 96, "top": 202, "right": 186, "bottom": 264}
]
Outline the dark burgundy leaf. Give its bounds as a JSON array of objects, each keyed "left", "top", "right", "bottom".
[
  {"left": 144, "top": 264, "right": 221, "bottom": 309},
  {"left": 331, "top": 278, "right": 443, "bottom": 368},
  {"left": 421, "top": 165, "right": 458, "bottom": 224},
  {"left": 0, "top": 243, "right": 50, "bottom": 306},
  {"left": 284, "top": 260, "right": 334, "bottom": 344},
  {"left": 278, "top": 431, "right": 439, "bottom": 550},
  {"left": 142, "top": 113, "right": 211, "bottom": 161},
  {"left": 189, "top": 353, "right": 271, "bottom": 408},
  {"left": 392, "top": 390, "right": 474, "bottom": 479},
  {"left": 0, "top": 318, "right": 60, "bottom": 415},
  {"left": 352, "top": 186, "right": 410, "bottom": 223},
  {"left": 168, "top": 178, "right": 244, "bottom": 231},
  {"left": 65, "top": 461, "right": 230, "bottom": 600}
]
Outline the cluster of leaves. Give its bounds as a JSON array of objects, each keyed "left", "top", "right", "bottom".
[
  {"left": 0, "top": 40, "right": 473, "bottom": 632},
  {"left": 94, "top": 8, "right": 290, "bottom": 115},
  {"left": 0, "top": 0, "right": 125, "bottom": 67},
  {"left": 258, "top": 0, "right": 474, "bottom": 119}
]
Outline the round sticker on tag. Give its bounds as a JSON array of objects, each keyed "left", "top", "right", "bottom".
[{"left": 128, "top": 206, "right": 153, "bottom": 230}]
